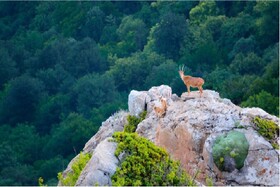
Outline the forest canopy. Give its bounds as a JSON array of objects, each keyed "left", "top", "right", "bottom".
[{"left": 0, "top": 1, "right": 278, "bottom": 185}]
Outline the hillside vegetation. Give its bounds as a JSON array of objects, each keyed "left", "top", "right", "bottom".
[{"left": 0, "top": 1, "right": 278, "bottom": 185}]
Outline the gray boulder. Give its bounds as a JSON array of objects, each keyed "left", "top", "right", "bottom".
[
  {"left": 128, "top": 85, "right": 172, "bottom": 117},
  {"left": 75, "top": 138, "right": 119, "bottom": 186},
  {"left": 128, "top": 90, "right": 147, "bottom": 117}
]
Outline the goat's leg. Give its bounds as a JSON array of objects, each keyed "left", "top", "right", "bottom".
[
  {"left": 198, "top": 86, "right": 203, "bottom": 97},
  {"left": 187, "top": 85, "right": 190, "bottom": 95}
]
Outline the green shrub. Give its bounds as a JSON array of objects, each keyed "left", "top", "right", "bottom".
[
  {"left": 57, "top": 152, "right": 92, "bottom": 186},
  {"left": 111, "top": 132, "right": 195, "bottom": 186},
  {"left": 253, "top": 117, "right": 279, "bottom": 149},
  {"left": 38, "top": 177, "right": 45, "bottom": 186},
  {"left": 212, "top": 131, "right": 249, "bottom": 171},
  {"left": 123, "top": 111, "right": 147, "bottom": 133},
  {"left": 253, "top": 117, "right": 279, "bottom": 140}
]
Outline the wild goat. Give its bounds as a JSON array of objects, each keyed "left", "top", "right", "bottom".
[
  {"left": 178, "top": 65, "right": 205, "bottom": 97},
  {"left": 153, "top": 97, "right": 167, "bottom": 118}
]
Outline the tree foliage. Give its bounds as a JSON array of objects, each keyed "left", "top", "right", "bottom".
[{"left": 153, "top": 12, "right": 187, "bottom": 60}]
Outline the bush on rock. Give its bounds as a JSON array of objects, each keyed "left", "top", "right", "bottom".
[
  {"left": 111, "top": 132, "right": 195, "bottom": 186},
  {"left": 212, "top": 131, "right": 249, "bottom": 172},
  {"left": 123, "top": 111, "right": 147, "bottom": 133}
]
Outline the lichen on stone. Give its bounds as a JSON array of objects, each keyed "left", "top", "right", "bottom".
[{"left": 212, "top": 131, "right": 249, "bottom": 172}]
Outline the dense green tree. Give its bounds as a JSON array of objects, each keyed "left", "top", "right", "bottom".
[
  {"left": 0, "top": 164, "right": 38, "bottom": 186},
  {"left": 36, "top": 65, "right": 75, "bottom": 95},
  {"left": 99, "top": 15, "right": 118, "bottom": 44},
  {"left": 35, "top": 94, "right": 72, "bottom": 134},
  {"left": 64, "top": 37, "right": 107, "bottom": 77},
  {"left": 51, "top": 2, "right": 88, "bottom": 37},
  {"left": 134, "top": 2, "right": 159, "bottom": 27},
  {"left": 8, "top": 124, "right": 42, "bottom": 164},
  {"left": 153, "top": 12, "right": 187, "bottom": 60},
  {"left": 179, "top": 19, "right": 221, "bottom": 72},
  {"left": 0, "top": 142, "right": 18, "bottom": 170},
  {"left": 35, "top": 156, "right": 68, "bottom": 185},
  {"left": 253, "top": 1, "right": 279, "bottom": 49},
  {"left": 217, "top": 13, "right": 254, "bottom": 57},
  {"left": 108, "top": 51, "right": 164, "bottom": 91},
  {"left": 77, "top": 6, "right": 105, "bottom": 41},
  {"left": 228, "top": 36, "right": 259, "bottom": 59},
  {"left": 0, "top": 75, "right": 45, "bottom": 125},
  {"left": 30, "top": 37, "right": 70, "bottom": 71},
  {"left": 221, "top": 74, "right": 257, "bottom": 104},
  {"left": 204, "top": 67, "right": 232, "bottom": 91},
  {"left": 154, "top": 1, "right": 198, "bottom": 18},
  {"left": 0, "top": 46, "right": 18, "bottom": 88},
  {"left": 116, "top": 16, "right": 148, "bottom": 56},
  {"left": 144, "top": 60, "right": 177, "bottom": 89},
  {"left": 230, "top": 52, "right": 265, "bottom": 75},
  {"left": 15, "top": 30, "right": 44, "bottom": 53},
  {"left": 188, "top": 42, "right": 221, "bottom": 73},
  {"left": 216, "top": 1, "right": 255, "bottom": 17},
  {"left": 30, "top": 2, "right": 56, "bottom": 32},
  {"left": 248, "top": 60, "right": 279, "bottom": 98},
  {"left": 43, "top": 113, "right": 97, "bottom": 158},
  {"left": 113, "top": 1, "right": 142, "bottom": 15},
  {"left": 189, "top": 1, "right": 219, "bottom": 24},
  {"left": 73, "top": 73, "right": 118, "bottom": 117},
  {"left": 241, "top": 91, "right": 279, "bottom": 116},
  {"left": 203, "top": 15, "right": 226, "bottom": 42},
  {"left": 0, "top": 2, "right": 38, "bottom": 40}
]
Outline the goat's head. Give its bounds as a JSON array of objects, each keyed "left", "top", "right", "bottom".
[
  {"left": 159, "top": 96, "right": 166, "bottom": 103},
  {"left": 178, "top": 64, "right": 185, "bottom": 77}
]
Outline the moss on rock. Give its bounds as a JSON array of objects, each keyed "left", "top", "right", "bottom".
[{"left": 212, "top": 131, "right": 249, "bottom": 172}]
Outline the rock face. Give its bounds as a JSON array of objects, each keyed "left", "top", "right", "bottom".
[
  {"left": 75, "top": 138, "right": 119, "bottom": 186},
  {"left": 59, "top": 85, "right": 279, "bottom": 186}
]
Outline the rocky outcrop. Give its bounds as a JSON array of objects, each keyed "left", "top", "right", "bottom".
[
  {"left": 136, "top": 89, "right": 279, "bottom": 186},
  {"left": 59, "top": 85, "right": 279, "bottom": 186}
]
